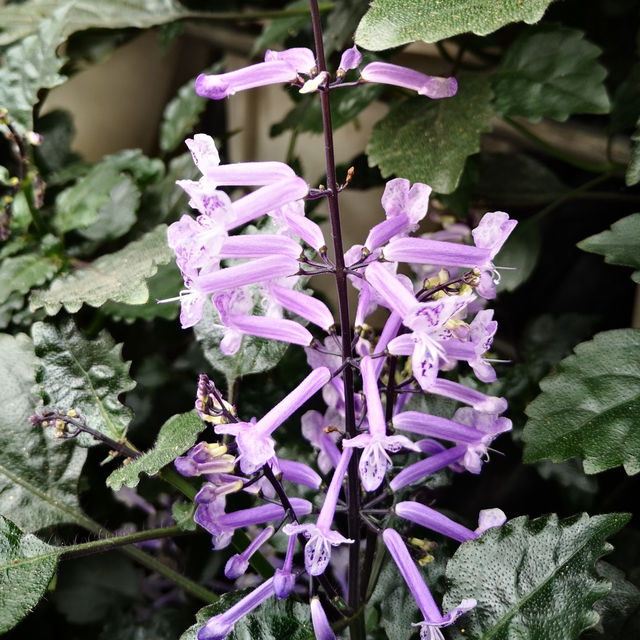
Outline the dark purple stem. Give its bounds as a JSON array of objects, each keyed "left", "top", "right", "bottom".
[{"left": 308, "top": 1, "right": 362, "bottom": 636}]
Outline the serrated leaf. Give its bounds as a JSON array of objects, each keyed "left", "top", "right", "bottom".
[
  {"left": 0, "top": 333, "right": 90, "bottom": 532},
  {"left": 106, "top": 411, "right": 205, "bottom": 491},
  {"left": 29, "top": 225, "right": 174, "bottom": 314},
  {"left": 577, "top": 213, "right": 640, "bottom": 282},
  {"left": 33, "top": 319, "right": 135, "bottom": 445},
  {"left": 180, "top": 591, "right": 313, "bottom": 640},
  {"left": 492, "top": 26, "right": 610, "bottom": 122},
  {"left": 626, "top": 122, "right": 640, "bottom": 187},
  {"left": 355, "top": 0, "right": 554, "bottom": 51},
  {"left": 523, "top": 329, "right": 640, "bottom": 475},
  {"left": 367, "top": 75, "right": 493, "bottom": 193},
  {"left": 443, "top": 512, "right": 630, "bottom": 640},
  {"left": 0, "top": 0, "right": 193, "bottom": 46},
  {"left": 0, "top": 254, "right": 58, "bottom": 305},
  {"left": 0, "top": 515, "right": 63, "bottom": 634},
  {"left": 194, "top": 297, "right": 290, "bottom": 388},
  {"left": 0, "top": 6, "right": 69, "bottom": 132},
  {"left": 493, "top": 217, "right": 541, "bottom": 292}
]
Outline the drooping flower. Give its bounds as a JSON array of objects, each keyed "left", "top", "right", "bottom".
[
  {"left": 225, "top": 526, "right": 275, "bottom": 579},
  {"left": 310, "top": 597, "right": 336, "bottom": 640},
  {"left": 360, "top": 61, "right": 458, "bottom": 98}
]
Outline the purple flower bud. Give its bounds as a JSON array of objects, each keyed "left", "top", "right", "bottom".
[
  {"left": 274, "top": 534, "right": 297, "bottom": 599},
  {"left": 337, "top": 45, "right": 362, "bottom": 76},
  {"left": 389, "top": 445, "right": 467, "bottom": 491},
  {"left": 310, "top": 597, "right": 336, "bottom": 640},
  {"left": 395, "top": 501, "right": 476, "bottom": 543},
  {"left": 224, "top": 526, "right": 274, "bottom": 579},
  {"left": 361, "top": 62, "right": 458, "bottom": 98}
]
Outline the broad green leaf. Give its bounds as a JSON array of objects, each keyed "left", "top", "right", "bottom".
[
  {"left": 33, "top": 319, "right": 135, "bottom": 445},
  {"left": 194, "top": 297, "right": 290, "bottom": 388},
  {"left": 577, "top": 213, "right": 640, "bottom": 283},
  {"left": 180, "top": 591, "right": 313, "bottom": 640},
  {"left": 0, "top": 254, "right": 58, "bottom": 305},
  {"left": 492, "top": 26, "right": 610, "bottom": 122},
  {"left": 52, "top": 552, "right": 141, "bottom": 624},
  {"left": 0, "top": 333, "right": 90, "bottom": 532},
  {"left": 271, "top": 82, "right": 383, "bottom": 136},
  {"left": 0, "top": 7, "right": 69, "bottom": 131},
  {"left": 626, "top": 122, "right": 640, "bottom": 187},
  {"left": 523, "top": 329, "right": 640, "bottom": 475},
  {"left": 609, "top": 62, "right": 640, "bottom": 135},
  {"left": 0, "top": 0, "right": 193, "bottom": 46},
  {"left": 100, "top": 262, "right": 183, "bottom": 322},
  {"left": 29, "top": 225, "right": 174, "bottom": 314},
  {"left": 253, "top": 0, "right": 310, "bottom": 54},
  {"left": 106, "top": 411, "right": 205, "bottom": 491},
  {"left": 355, "top": 0, "right": 554, "bottom": 51},
  {"left": 159, "top": 75, "right": 209, "bottom": 154},
  {"left": 493, "top": 217, "right": 541, "bottom": 291},
  {"left": 367, "top": 75, "right": 493, "bottom": 193},
  {"left": 443, "top": 512, "right": 630, "bottom": 640},
  {"left": 0, "top": 515, "right": 63, "bottom": 634}
]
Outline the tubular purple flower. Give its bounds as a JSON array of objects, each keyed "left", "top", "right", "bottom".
[
  {"left": 389, "top": 445, "right": 467, "bottom": 492},
  {"left": 264, "top": 47, "right": 316, "bottom": 74},
  {"left": 198, "top": 577, "right": 276, "bottom": 640},
  {"left": 274, "top": 533, "right": 297, "bottom": 599},
  {"left": 361, "top": 62, "right": 458, "bottom": 98},
  {"left": 279, "top": 458, "right": 322, "bottom": 490},
  {"left": 337, "top": 45, "right": 362, "bottom": 76},
  {"left": 174, "top": 442, "right": 235, "bottom": 477},
  {"left": 395, "top": 502, "right": 476, "bottom": 543},
  {"left": 225, "top": 314, "right": 314, "bottom": 349},
  {"left": 310, "top": 597, "right": 336, "bottom": 640},
  {"left": 215, "top": 368, "right": 331, "bottom": 473},
  {"left": 372, "top": 311, "right": 403, "bottom": 378},
  {"left": 383, "top": 236, "right": 491, "bottom": 268},
  {"left": 382, "top": 529, "right": 476, "bottom": 640},
  {"left": 430, "top": 378, "right": 507, "bottom": 414},
  {"left": 218, "top": 235, "right": 302, "bottom": 260},
  {"left": 269, "top": 284, "right": 335, "bottom": 331},
  {"left": 283, "top": 449, "right": 354, "bottom": 576},
  {"left": 225, "top": 526, "right": 275, "bottom": 579},
  {"left": 273, "top": 200, "right": 326, "bottom": 251},
  {"left": 301, "top": 409, "right": 342, "bottom": 473},
  {"left": 365, "top": 215, "right": 411, "bottom": 252},
  {"left": 195, "top": 255, "right": 299, "bottom": 295},
  {"left": 365, "top": 262, "right": 418, "bottom": 318}
]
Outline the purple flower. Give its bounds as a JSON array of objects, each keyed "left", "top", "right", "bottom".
[
  {"left": 389, "top": 445, "right": 467, "bottom": 492},
  {"left": 337, "top": 45, "right": 362, "bottom": 77},
  {"left": 225, "top": 526, "right": 275, "bottom": 579},
  {"left": 215, "top": 368, "right": 331, "bottom": 474},
  {"left": 174, "top": 442, "right": 235, "bottom": 477},
  {"left": 382, "top": 529, "right": 476, "bottom": 640},
  {"left": 274, "top": 534, "right": 297, "bottom": 599},
  {"left": 310, "top": 597, "right": 336, "bottom": 640},
  {"left": 361, "top": 61, "right": 458, "bottom": 98},
  {"left": 342, "top": 356, "right": 418, "bottom": 491},
  {"left": 283, "top": 449, "right": 353, "bottom": 576},
  {"left": 301, "top": 408, "right": 341, "bottom": 473}
]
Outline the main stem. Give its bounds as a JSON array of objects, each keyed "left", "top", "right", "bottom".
[{"left": 308, "top": 2, "right": 363, "bottom": 638}]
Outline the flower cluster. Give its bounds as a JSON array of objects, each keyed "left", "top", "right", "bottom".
[{"left": 167, "top": 42, "right": 515, "bottom": 640}]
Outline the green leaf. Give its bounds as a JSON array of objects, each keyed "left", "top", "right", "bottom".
[
  {"left": 0, "top": 254, "right": 58, "bottom": 305},
  {"left": 578, "top": 213, "right": 640, "bottom": 282},
  {"left": 493, "top": 217, "right": 541, "bottom": 292},
  {"left": 33, "top": 318, "right": 135, "bottom": 445},
  {"left": 106, "top": 411, "right": 205, "bottom": 491},
  {"left": 492, "top": 26, "right": 610, "bottom": 122},
  {"left": 0, "top": 7, "right": 69, "bottom": 132},
  {"left": 0, "top": 0, "right": 193, "bottom": 46},
  {"left": 160, "top": 74, "right": 210, "bottom": 154},
  {"left": 355, "top": 0, "right": 554, "bottom": 51},
  {"left": 172, "top": 501, "right": 197, "bottom": 532},
  {"left": 0, "top": 333, "right": 89, "bottom": 532},
  {"left": 180, "top": 591, "right": 313, "bottom": 640},
  {"left": 0, "top": 515, "right": 63, "bottom": 634},
  {"left": 194, "top": 296, "right": 290, "bottom": 388},
  {"left": 523, "top": 329, "right": 640, "bottom": 475},
  {"left": 443, "top": 512, "right": 630, "bottom": 640},
  {"left": 626, "top": 122, "right": 640, "bottom": 187},
  {"left": 367, "top": 75, "right": 493, "bottom": 193},
  {"left": 29, "top": 225, "right": 174, "bottom": 314},
  {"left": 609, "top": 62, "right": 640, "bottom": 135},
  {"left": 253, "top": 0, "right": 310, "bottom": 54},
  {"left": 324, "top": 0, "right": 370, "bottom": 55}
]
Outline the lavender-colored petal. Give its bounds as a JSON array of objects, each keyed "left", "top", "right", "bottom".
[
  {"left": 199, "top": 160, "right": 296, "bottom": 186},
  {"left": 361, "top": 355, "right": 385, "bottom": 435},
  {"left": 229, "top": 314, "right": 313, "bottom": 347},
  {"left": 310, "top": 597, "right": 336, "bottom": 640},
  {"left": 384, "top": 236, "right": 491, "bottom": 268},
  {"left": 220, "top": 498, "right": 311, "bottom": 531},
  {"left": 354, "top": 281, "right": 372, "bottom": 327},
  {"left": 381, "top": 178, "right": 431, "bottom": 226},
  {"left": 224, "top": 525, "right": 275, "bottom": 579},
  {"left": 185, "top": 134, "right": 220, "bottom": 174},
  {"left": 389, "top": 445, "right": 467, "bottom": 491},
  {"left": 196, "top": 61, "right": 299, "bottom": 100},
  {"left": 277, "top": 201, "right": 326, "bottom": 251},
  {"left": 365, "top": 262, "right": 418, "bottom": 318},
  {"left": 219, "top": 235, "right": 302, "bottom": 260},
  {"left": 196, "top": 255, "right": 299, "bottom": 294},
  {"left": 337, "top": 45, "right": 362, "bottom": 75},
  {"left": 476, "top": 508, "right": 507, "bottom": 535},
  {"left": 198, "top": 577, "right": 275, "bottom": 640},
  {"left": 472, "top": 212, "right": 517, "bottom": 259},
  {"left": 372, "top": 311, "right": 403, "bottom": 378},
  {"left": 365, "top": 214, "right": 410, "bottom": 252},
  {"left": 430, "top": 379, "right": 507, "bottom": 414},
  {"left": 274, "top": 534, "right": 297, "bottom": 599},
  {"left": 316, "top": 448, "right": 352, "bottom": 530},
  {"left": 270, "top": 284, "right": 335, "bottom": 331},
  {"left": 361, "top": 62, "right": 457, "bottom": 98},
  {"left": 279, "top": 458, "right": 322, "bottom": 489},
  {"left": 264, "top": 47, "right": 316, "bottom": 74},
  {"left": 395, "top": 502, "right": 476, "bottom": 543},
  {"left": 393, "top": 411, "right": 487, "bottom": 445}
]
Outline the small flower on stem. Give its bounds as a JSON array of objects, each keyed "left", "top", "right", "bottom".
[
  {"left": 225, "top": 526, "right": 275, "bottom": 579},
  {"left": 310, "top": 597, "right": 337, "bottom": 640},
  {"left": 360, "top": 62, "right": 458, "bottom": 98}
]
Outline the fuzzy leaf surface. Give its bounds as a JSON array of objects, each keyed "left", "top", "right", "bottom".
[
  {"left": 367, "top": 76, "right": 493, "bottom": 193},
  {"left": 577, "top": 213, "right": 640, "bottom": 283},
  {"left": 29, "top": 225, "right": 173, "bottom": 314},
  {"left": 107, "top": 411, "right": 205, "bottom": 491},
  {"left": 443, "top": 513, "right": 630, "bottom": 640},
  {"left": 0, "top": 254, "right": 58, "bottom": 305},
  {"left": 492, "top": 26, "right": 610, "bottom": 121},
  {"left": 180, "top": 591, "right": 313, "bottom": 640},
  {"left": 0, "top": 515, "right": 62, "bottom": 634},
  {"left": 32, "top": 319, "right": 135, "bottom": 445},
  {"left": 0, "top": 333, "right": 89, "bottom": 532},
  {"left": 355, "top": 0, "right": 554, "bottom": 50},
  {"left": 523, "top": 329, "right": 640, "bottom": 474}
]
